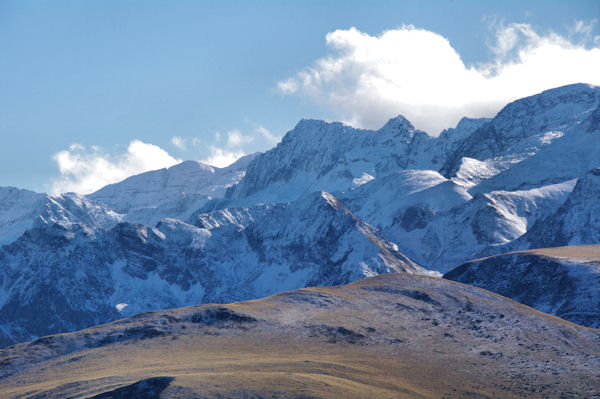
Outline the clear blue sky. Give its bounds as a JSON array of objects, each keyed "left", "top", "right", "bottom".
[{"left": 1, "top": 0, "right": 599, "bottom": 193}]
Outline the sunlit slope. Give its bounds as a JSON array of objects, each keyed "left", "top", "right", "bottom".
[
  {"left": 1, "top": 273, "right": 599, "bottom": 399},
  {"left": 522, "top": 244, "right": 600, "bottom": 261}
]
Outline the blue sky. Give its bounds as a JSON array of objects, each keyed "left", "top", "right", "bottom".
[{"left": 1, "top": 0, "right": 599, "bottom": 193}]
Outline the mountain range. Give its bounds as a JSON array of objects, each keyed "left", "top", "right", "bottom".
[{"left": 0, "top": 83, "right": 599, "bottom": 349}]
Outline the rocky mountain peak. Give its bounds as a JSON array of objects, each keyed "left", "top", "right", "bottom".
[{"left": 377, "top": 114, "right": 415, "bottom": 136}]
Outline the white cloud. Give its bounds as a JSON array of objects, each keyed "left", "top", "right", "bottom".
[
  {"left": 256, "top": 125, "right": 281, "bottom": 145},
  {"left": 171, "top": 136, "right": 187, "bottom": 150},
  {"left": 50, "top": 140, "right": 181, "bottom": 195},
  {"left": 199, "top": 129, "right": 253, "bottom": 168},
  {"left": 198, "top": 126, "right": 278, "bottom": 169},
  {"left": 226, "top": 129, "right": 254, "bottom": 147},
  {"left": 201, "top": 146, "right": 245, "bottom": 168},
  {"left": 570, "top": 19, "right": 597, "bottom": 40},
  {"left": 68, "top": 143, "right": 85, "bottom": 151},
  {"left": 279, "top": 22, "right": 600, "bottom": 134}
]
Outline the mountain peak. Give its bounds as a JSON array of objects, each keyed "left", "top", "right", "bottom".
[
  {"left": 378, "top": 114, "right": 415, "bottom": 134},
  {"left": 294, "top": 118, "right": 331, "bottom": 130},
  {"left": 495, "top": 83, "right": 600, "bottom": 122}
]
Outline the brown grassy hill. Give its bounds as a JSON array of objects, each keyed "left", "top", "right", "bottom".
[{"left": 0, "top": 273, "right": 599, "bottom": 398}]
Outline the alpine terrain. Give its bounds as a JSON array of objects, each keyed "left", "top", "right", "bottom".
[{"left": 0, "top": 83, "right": 599, "bottom": 397}]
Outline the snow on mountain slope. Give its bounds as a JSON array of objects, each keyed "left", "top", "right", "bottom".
[
  {"left": 0, "top": 188, "right": 122, "bottom": 246},
  {"left": 470, "top": 125, "right": 600, "bottom": 194},
  {"left": 200, "top": 116, "right": 487, "bottom": 213},
  {"left": 509, "top": 167, "right": 600, "bottom": 250},
  {"left": 408, "top": 116, "right": 492, "bottom": 170},
  {"left": 0, "top": 187, "right": 45, "bottom": 245},
  {"left": 441, "top": 83, "right": 600, "bottom": 191},
  {"left": 90, "top": 154, "right": 257, "bottom": 225},
  {"left": 0, "top": 155, "right": 256, "bottom": 246},
  {"left": 223, "top": 84, "right": 598, "bottom": 209},
  {"left": 444, "top": 245, "right": 600, "bottom": 328},
  {"left": 340, "top": 169, "right": 471, "bottom": 230},
  {"left": 207, "top": 84, "right": 597, "bottom": 273},
  {"left": 0, "top": 191, "right": 428, "bottom": 348},
  {"left": 224, "top": 116, "right": 456, "bottom": 206},
  {"left": 331, "top": 161, "right": 575, "bottom": 272},
  {"left": 225, "top": 118, "right": 412, "bottom": 204},
  {"left": 371, "top": 179, "right": 577, "bottom": 272},
  {"left": 1, "top": 83, "right": 598, "bottom": 347}
]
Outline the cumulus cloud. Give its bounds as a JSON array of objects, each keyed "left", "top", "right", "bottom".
[
  {"left": 50, "top": 140, "right": 181, "bottom": 195},
  {"left": 202, "top": 146, "right": 246, "bottom": 168},
  {"left": 278, "top": 22, "right": 600, "bottom": 134},
  {"left": 171, "top": 136, "right": 187, "bottom": 150},
  {"left": 201, "top": 125, "right": 281, "bottom": 168},
  {"left": 226, "top": 129, "right": 254, "bottom": 147},
  {"left": 200, "top": 130, "right": 249, "bottom": 168}
]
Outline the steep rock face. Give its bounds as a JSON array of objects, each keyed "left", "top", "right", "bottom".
[
  {"left": 90, "top": 154, "right": 257, "bottom": 225},
  {"left": 218, "top": 116, "right": 488, "bottom": 210},
  {"left": 441, "top": 84, "right": 600, "bottom": 191},
  {"left": 441, "top": 84, "right": 599, "bottom": 173},
  {"left": 408, "top": 116, "right": 491, "bottom": 170},
  {"left": 193, "top": 191, "right": 427, "bottom": 284},
  {"left": 215, "top": 84, "right": 598, "bottom": 271},
  {"left": 228, "top": 118, "right": 407, "bottom": 202},
  {"left": 0, "top": 187, "right": 45, "bottom": 245},
  {"left": 444, "top": 246, "right": 600, "bottom": 328},
  {"left": 225, "top": 115, "right": 491, "bottom": 207},
  {"left": 1, "top": 83, "right": 599, "bottom": 347},
  {"left": 341, "top": 172, "right": 575, "bottom": 272},
  {"left": 0, "top": 191, "right": 427, "bottom": 348},
  {"left": 0, "top": 188, "right": 121, "bottom": 246}
]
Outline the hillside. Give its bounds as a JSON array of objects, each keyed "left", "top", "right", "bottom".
[
  {"left": 445, "top": 244, "right": 600, "bottom": 328},
  {"left": 0, "top": 273, "right": 598, "bottom": 398}
]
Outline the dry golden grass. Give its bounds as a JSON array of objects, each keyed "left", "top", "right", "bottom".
[
  {"left": 0, "top": 335, "right": 513, "bottom": 398},
  {"left": 466, "top": 244, "right": 600, "bottom": 264},
  {"left": 1, "top": 273, "right": 599, "bottom": 398},
  {"left": 522, "top": 244, "right": 600, "bottom": 261}
]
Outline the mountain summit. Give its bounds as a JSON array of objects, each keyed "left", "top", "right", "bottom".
[{"left": 0, "top": 83, "right": 599, "bottom": 347}]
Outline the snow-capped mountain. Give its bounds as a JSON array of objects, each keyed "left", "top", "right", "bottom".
[
  {"left": 0, "top": 187, "right": 122, "bottom": 246},
  {"left": 0, "top": 187, "right": 47, "bottom": 245},
  {"left": 90, "top": 154, "right": 257, "bottom": 225},
  {"left": 0, "top": 155, "right": 256, "bottom": 246},
  {"left": 0, "top": 191, "right": 426, "bottom": 347},
  {"left": 217, "top": 83, "right": 599, "bottom": 271},
  {"left": 223, "top": 114, "right": 490, "bottom": 207},
  {"left": 509, "top": 167, "right": 600, "bottom": 249},
  {"left": 441, "top": 83, "right": 600, "bottom": 192},
  {"left": 342, "top": 176, "right": 577, "bottom": 272},
  {"left": 0, "top": 83, "right": 599, "bottom": 346}
]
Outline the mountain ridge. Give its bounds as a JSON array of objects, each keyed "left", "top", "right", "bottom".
[{"left": 0, "top": 83, "right": 599, "bottom": 347}]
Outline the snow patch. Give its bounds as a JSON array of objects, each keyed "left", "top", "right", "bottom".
[
  {"left": 115, "top": 303, "right": 128, "bottom": 312},
  {"left": 352, "top": 173, "right": 375, "bottom": 189}
]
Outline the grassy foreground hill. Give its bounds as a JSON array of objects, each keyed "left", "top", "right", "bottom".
[{"left": 0, "top": 273, "right": 599, "bottom": 398}]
